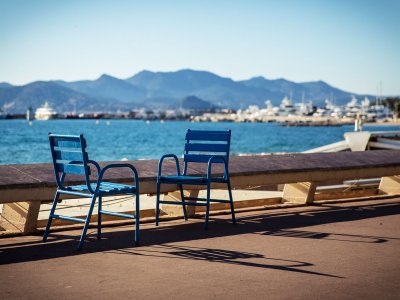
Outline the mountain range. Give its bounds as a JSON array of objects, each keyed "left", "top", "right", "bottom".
[{"left": 0, "top": 69, "right": 376, "bottom": 113}]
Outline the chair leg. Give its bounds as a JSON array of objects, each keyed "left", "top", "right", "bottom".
[
  {"left": 78, "top": 194, "right": 97, "bottom": 251},
  {"left": 155, "top": 182, "right": 161, "bottom": 226},
  {"left": 227, "top": 179, "right": 236, "bottom": 224},
  {"left": 204, "top": 183, "right": 211, "bottom": 230},
  {"left": 179, "top": 184, "right": 188, "bottom": 221},
  {"left": 43, "top": 191, "right": 60, "bottom": 242},
  {"left": 135, "top": 191, "right": 140, "bottom": 246},
  {"left": 97, "top": 196, "right": 102, "bottom": 240}
]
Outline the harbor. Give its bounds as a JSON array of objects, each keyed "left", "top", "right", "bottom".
[
  {"left": 1, "top": 95, "right": 397, "bottom": 128},
  {"left": 191, "top": 96, "right": 395, "bottom": 126}
]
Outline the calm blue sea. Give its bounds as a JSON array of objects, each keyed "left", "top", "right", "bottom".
[{"left": 1, "top": 119, "right": 399, "bottom": 164}]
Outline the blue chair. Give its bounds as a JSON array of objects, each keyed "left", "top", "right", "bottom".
[
  {"left": 155, "top": 129, "right": 236, "bottom": 229},
  {"left": 43, "top": 133, "right": 140, "bottom": 250}
]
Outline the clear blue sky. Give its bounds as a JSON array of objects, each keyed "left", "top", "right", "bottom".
[{"left": 0, "top": 0, "right": 399, "bottom": 95}]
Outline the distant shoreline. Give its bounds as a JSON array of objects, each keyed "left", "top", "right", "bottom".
[
  {"left": 2, "top": 114, "right": 400, "bottom": 128},
  {"left": 364, "top": 121, "right": 400, "bottom": 126}
]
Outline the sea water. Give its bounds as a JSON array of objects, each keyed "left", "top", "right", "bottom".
[{"left": 0, "top": 119, "right": 399, "bottom": 164}]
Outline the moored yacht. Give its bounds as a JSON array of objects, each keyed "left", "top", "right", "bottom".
[
  {"left": 278, "top": 96, "right": 296, "bottom": 116},
  {"left": 35, "top": 102, "right": 58, "bottom": 120}
]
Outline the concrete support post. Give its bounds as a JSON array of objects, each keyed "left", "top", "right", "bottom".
[
  {"left": 0, "top": 201, "right": 41, "bottom": 233},
  {"left": 282, "top": 182, "right": 317, "bottom": 205},
  {"left": 161, "top": 190, "right": 200, "bottom": 217},
  {"left": 379, "top": 175, "right": 400, "bottom": 195}
]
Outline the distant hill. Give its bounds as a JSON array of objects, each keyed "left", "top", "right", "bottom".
[
  {"left": 126, "top": 69, "right": 273, "bottom": 108},
  {"left": 57, "top": 74, "right": 146, "bottom": 103},
  {"left": 175, "top": 95, "right": 217, "bottom": 110},
  {"left": 0, "top": 82, "right": 13, "bottom": 88},
  {"left": 126, "top": 69, "right": 235, "bottom": 96},
  {"left": 240, "top": 77, "right": 352, "bottom": 104},
  {"left": 0, "top": 69, "right": 379, "bottom": 113},
  {"left": 0, "top": 81, "right": 131, "bottom": 113}
]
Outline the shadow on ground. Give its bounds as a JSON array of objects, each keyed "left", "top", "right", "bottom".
[{"left": 0, "top": 200, "right": 399, "bottom": 271}]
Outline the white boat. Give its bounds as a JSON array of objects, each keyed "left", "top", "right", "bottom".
[
  {"left": 264, "top": 100, "right": 279, "bottom": 116},
  {"left": 35, "top": 102, "right": 58, "bottom": 120},
  {"left": 294, "top": 101, "right": 313, "bottom": 116},
  {"left": 343, "top": 96, "right": 391, "bottom": 121},
  {"left": 278, "top": 96, "right": 296, "bottom": 116},
  {"left": 314, "top": 99, "right": 343, "bottom": 118}
]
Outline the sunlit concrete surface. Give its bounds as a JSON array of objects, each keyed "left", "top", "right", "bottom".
[{"left": 1, "top": 198, "right": 399, "bottom": 299}]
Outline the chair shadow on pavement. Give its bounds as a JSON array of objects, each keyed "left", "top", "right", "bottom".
[
  {"left": 0, "top": 199, "right": 399, "bottom": 276},
  {"left": 111, "top": 244, "right": 344, "bottom": 278}
]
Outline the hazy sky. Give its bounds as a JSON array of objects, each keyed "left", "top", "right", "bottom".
[{"left": 0, "top": 0, "right": 399, "bottom": 95}]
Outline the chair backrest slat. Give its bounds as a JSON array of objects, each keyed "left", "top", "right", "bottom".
[
  {"left": 183, "top": 129, "right": 231, "bottom": 173},
  {"left": 52, "top": 136, "right": 86, "bottom": 149},
  {"left": 56, "top": 163, "right": 89, "bottom": 175},
  {"left": 49, "top": 133, "right": 92, "bottom": 189},
  {"left": 184, "top": 143, "right": 229, "bottom": 153},
  {"left": 184, "top": 154, "right": 226, "bottom": 164},
  {"left": 185, "top": 130, "right": 230, "bottom": 141},
  {"left": 54, "top": 149, "right": 85, "bottom": 161}
]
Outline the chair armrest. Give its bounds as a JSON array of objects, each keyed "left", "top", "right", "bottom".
[
  {"left": 59, "top": 160, "right": 100, "bottom": 190},
  {"left": 207, "top": 155, "right": 229, "bottom": 180},
  {"left": 87, "top": 160, "right": 101, "bottom": 174},
  {"left": 158, "top": 154, "right": 181, "bottom": 178},
  {"left": 91, "top": 163, "right": 139, "bottom": 194}
]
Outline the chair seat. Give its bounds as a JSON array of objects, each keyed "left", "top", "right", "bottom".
[{"left": 65, "top": 182, "right": 136, "bottom": 194}]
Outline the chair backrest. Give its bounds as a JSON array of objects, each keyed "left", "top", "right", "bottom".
[
  {"left": 183, "top": 129, "right": 231, "bottom": 175},
  {"left": 49, "top": 133, "right": 91, "bottom": 190}
]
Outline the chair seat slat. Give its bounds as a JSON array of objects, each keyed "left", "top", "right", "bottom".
[{"left": 66, "top": 182, "right": 136, "bottom": 193}]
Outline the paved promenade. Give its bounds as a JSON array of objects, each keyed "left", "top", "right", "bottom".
[{"left": 1, "top": 198, "right": 400, "bottom": 299}]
